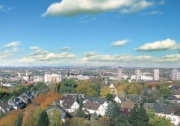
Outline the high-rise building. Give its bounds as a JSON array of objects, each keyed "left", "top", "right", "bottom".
[
  {"left": 171, "top": 69, "right": 180, "bottom": 81},
  {"left": 135, "top": 69, "right": 141, "bottom": 81},
  {"left": 154, "top": 69, "right": 160, "bottom": 81},
  {"left": 117, "top": 67, "right": 123, "bottom": 80},
  {"left": 44, "top": 73, "right": 61, "bottom": 83}
]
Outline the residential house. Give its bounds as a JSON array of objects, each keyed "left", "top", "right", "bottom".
[
  {"left": 167, "top": 95, "right": 180, "bottom": 104},
  {"left": 172, "top": 90, "right": 180, "bottom": 99},
  {"left": 153, "top": 103, "right": 180, "bottom": 126},
  {"left": 83, "top": 96, "right": 109, "bottom": 110},
  {"left": 109, "top": 84, "right": 117, "bottom": 95},
  {"left": 114, "top": 96, "right": 121, "bottom": 103},
  {"left": 60, "top": 95, "right": 79, "bottom": 113},
  {"left": 0, "top": 103, "right": 13, "bottom": 114},
  {"left": 46, "top": 104, "right": 67, "bottom": 122},
  {"left": 120, "top": 101, "right": 135, "bottom": 115},
  {"left": 82, "top": 102, "right": 106, "bottom": 116},
  {"left": 8, "top": 97, "right": 25, "bottom": 110}
]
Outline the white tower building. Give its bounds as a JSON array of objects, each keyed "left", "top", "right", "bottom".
[
  {"left": 117, "top": 67, "right": 123, "bottom": 80},
  {"left": 135, "top": 69, "right": 141, "bottom": 81},
  {"left": 154, "top": 69, "right": 160, "bottom": 81}
]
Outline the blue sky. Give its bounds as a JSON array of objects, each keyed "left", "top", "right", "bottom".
[{"left": 0, "top": 0, "right": 180, "bottom": 67}]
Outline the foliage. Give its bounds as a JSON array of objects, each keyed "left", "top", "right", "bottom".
[
  {"left": 60, "top": 78, "right": 76, "bottom": 93},
  {"left": 117, "top": 90, "right": 127, "bottom": 99},
  {"left": 65, "top": 117, "right": 89, "bottom": 126},
  {"left": 0, "top": 110, "right": 22, "bottom": 126},
  {"left": 76, "top": 80, "right": 100, "bottom": 97},
  {"left": 100, "top": 86, "right": 111, "bottom": 98},
  {"left": 106, "top": 101, "right": 131, "bottom": 126},
  {"left": 47, "top": 109, "right": 63, "bottom": 126},
  {"left": 129, "top": 105, "right": 149, "bottom": 126},
  {"left": 32, "top": 92, "right": 61, "bottom": 109},
  {"left": 33, "top": 82, "right": 50, "bottom": 94},
  {"left": 75, "top": 109, "right": 87, "bottom": 118},
  {"left": 147, "top": 109, "right": 171, "bottom": 126},
  {"left": 16, "top": 112, "right": 23, "bottom": 126},
  {"left": 159, "top": 87, "right": 171, "bottom": 98},
  {"left": 99, "top": 116, "right": 111, "bottom": 126},
  {"left": 106, "top": 93, "right": 114, "bottom": 102},
  {"left": 38, "top": 110, "right": 49, "bottom": 126},
  {"left": 117, "top": 83, "right": 142, "bottom": 95}
]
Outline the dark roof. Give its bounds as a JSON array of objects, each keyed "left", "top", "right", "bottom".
[
  {"left": 167, "top": 95, "right": 180, "bottom": 101},
  {"left": 153, "top": 103, "right": 169, "bottom": 114},
  {"left": 172, "top": 90, "right": 180, "bottom": 95},
  {"left": 84, "top": 96, "right": 108, "bottom": 104},
  {"left": 83, "top": 102, "right": 100, "bottom": 110},
  {"left": 61, "top": 100, "right": 75, "bottom": 109},
  {"left": 169, "top": 85, "right": 180, "bottom": 90},
  {"left": 143, "top": 103, "right": 154, "bottom": 109},
  {"left": 166, "top": 105, "right": 180, "bottom": 116},
  {"left": 61, "top": 96, "right": 75, "bottom": 101},
  {"left": 0, "top": 103, "right": 13, "bottom": 113}
]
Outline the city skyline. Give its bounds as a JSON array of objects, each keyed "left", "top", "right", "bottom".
[{"left": 0, "top": 0, "right": 180, "bottom": 67}]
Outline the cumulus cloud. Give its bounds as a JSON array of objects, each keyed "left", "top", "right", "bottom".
[
  {"left": 43, "top": 0, "right": 153, "bottom": 16},
  {"left": 4, "top": 41, "right": 20, "bottom": 48},
  {"left": 111, "top": 39, "right": 129, "bottom": 47},
  {"left": 60, "top": 47, "right": 71, "bottom": 51},
  {"left": 19, "top": 47, "right": 76, "bottom": 63},
  {"left": 135, "top": 38, "right": 180, "bottom": 51}
]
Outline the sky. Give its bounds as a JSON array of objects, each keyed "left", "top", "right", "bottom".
[{"left": 0, "top": 0, "right": 180, "bottom": 67}]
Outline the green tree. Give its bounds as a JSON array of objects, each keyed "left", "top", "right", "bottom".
[
  {"left": 91, "top": 112, "right": 98, "bottom": 120},
  {"left": 147, "top": 109, "right": 171, "bottom": 126},
  {"left": 75, "top": 109, "right": 87, "bottom": 118},
  {"left": 38, "top": 110, "right": 49, "bottom": 126},
  {"left": 129, "top": 105, "right": 149, "bottom": 126},
  {"left": 106, "top": 101, "right": 131, "bottom": 126},
  {"left": 60, "top": 78, "right": 76, "bottom": 93},
  {"left": 160, "top": 87, "right": 171, "bottom": 98},
  {"left": 106, "top": 93, "right": 114, "bottom": 102},
  {"left": 16, "top": 113, "right": 23, "bottom": 126}
]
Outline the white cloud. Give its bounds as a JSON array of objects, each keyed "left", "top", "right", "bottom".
[
  {"left": 135, "top": 38, "right": 180, "bottom": 51},
  {"left": 145, "top": 11, "right": 162, "bottom": 15},
  {"left": 19, "top": 47, "right": 76, "bottom": 63},
  {"left": 111, "top": 39, "right": 129, "bottom": 47},
  {"left": 43, "top": 0, "right": 153, "bottom": 16},
  {"left": 0, "top": 5, "right": 3, "bottom": 9},
  {"left": 4, "top": 41, "right": 20, "bottom": 48},
  {"left": 60, "top": 47, "right": 71, "bottom": 51}
]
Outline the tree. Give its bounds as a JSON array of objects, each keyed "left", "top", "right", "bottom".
[
  {"left": 147, "top": 109, "right": 171, "bottom": 126},
  {"left": 117, "top": 90, "right": 127, "bottom": 99},
  {"left": 127, "top": 85, "right": 138, "bottom": 95},
  {"left": 129, "top": 105, "right": 149, "bottom": 126},
  {"left": 60, "top": 78, "right": 76, "bottom": 93},
  {"left": 16, "top": 112, "right": 23, "bottom": 126},
  {"left": 106, "top": 93, "right": 114, "bottom": 102},
  {"left": 75, "top": 109, "right": 87, "bottom": 118},
  {"left": 100, "top": 86, "right": 111, "bottom": 98},
  {"left": 106, "top": 101, "right": 131, "bottom": 126},
  {"left": 160, "top": 87, "right": 171, "bottom": 98},
  {"left": 91, "top": 112, "right": 98, "bottom": 120},
  {"left": 38, "top": 110, "right": 49, "bottom": 126},
  {"left": 99, "top": 116, "right": 110, "bottom": 126}
]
